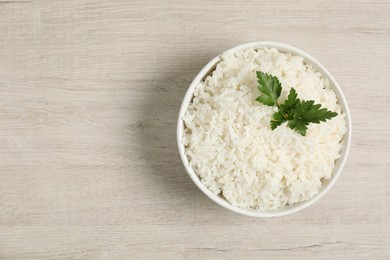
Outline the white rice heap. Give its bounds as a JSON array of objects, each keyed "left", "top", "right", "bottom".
[{"left": 183, "top": 47, "right": 347, "bottom": 211}]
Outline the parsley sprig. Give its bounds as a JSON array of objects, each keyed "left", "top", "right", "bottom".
[{"left": 255, "top": 71, "right": 338, "bottom": 136}]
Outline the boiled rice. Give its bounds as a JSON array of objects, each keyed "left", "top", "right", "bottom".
[{"left": 183, "top": 47, "right": 347, "bottom": 211}]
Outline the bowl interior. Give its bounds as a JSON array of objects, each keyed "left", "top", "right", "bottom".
[{"left": 177, "top": 42, "right": 351, "bottom": 217}]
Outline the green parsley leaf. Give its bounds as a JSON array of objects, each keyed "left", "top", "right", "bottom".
[
  {"left": 280, "top": 88, "right": 299, "bottom": 112},
  {"left": 293, "top": 100, "right": 338, "bottom": 123},
  {"left": 270, "top": 111, "right": 285, "bottom": 130},
  {"left": 287, "top": 117, "right": 309, "bottom": 136},
  {"left": 255, "top": 71, "right": 282, "bottom": 106},
  {"left": 254, "top": 71, "right": 339, "bottom": 136},
  {"left": 279, "top": 87, "right": 300, "bottom": 120}
]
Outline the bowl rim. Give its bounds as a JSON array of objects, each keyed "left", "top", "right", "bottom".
[{"left": 177, "top": 41, "right": 352, "bottom": 217}]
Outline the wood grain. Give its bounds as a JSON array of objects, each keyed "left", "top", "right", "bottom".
[{"left": 0, "top": 0, "right": 389, "bottom": 259}]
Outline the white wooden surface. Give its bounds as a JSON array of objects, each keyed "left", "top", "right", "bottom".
[{"left": 0, "top": 0, "right": 389, "bottom": 259}]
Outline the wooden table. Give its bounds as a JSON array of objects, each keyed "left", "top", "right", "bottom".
[{"left": 0, "top": 0, "right": 389, "bottom": 259}]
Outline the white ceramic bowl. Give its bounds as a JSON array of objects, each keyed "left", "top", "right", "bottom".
[{"left": 177, "top": 42, "right": 352, "bottom": 217}]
